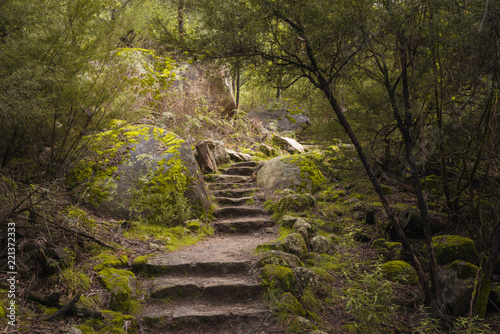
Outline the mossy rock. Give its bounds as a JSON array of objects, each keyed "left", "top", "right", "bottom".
[
  {"left": 448, "top": 260, "right": 478, "bottom": 279},
  {"left": 282, "top": 233, "right": 308, "bottom": 259},
  {"left": 131, "top": 255, "right": 152, "bottom": 272},
  {"left": 257, "top": 250, "right": 303, "bottom": 268},
  {"left": 256, "top": 154, "right": 325, "bottom": 192},
  {"left": 309, "top": 236, "right": 331, "bottom": 254},
  {"left": 273, "top": 193, "right": 316, "bottom": 214},
  {"left": 98, "top": 268, "right": 138, "bottom": 313},
  {"left": 289, "top": 316, "right": 316, "bottom": 332},
  {"left": 371, "top": 239, "right": 403, "bottom": 261},
  {"left": 68, "top": 124, "right": 212, "bottom": 224},
  {"left": 94, "top": 253, "right": 129, "bottom": 271},
  {"left": 282, "top": 215, "right": 301, "bottom": 228},
  {"left": 381, "top": 260, "right": 418, "bottom": 285},
  {"left": 256, "top": 241, "right": 284, "bottom": 253},
  {"left": 261, "top": 264, "right": 296, "bottom": 292},
  {"left": 99, "top": 310, "right": 138, "bottom": 334},
  {"left": 426, "top": 235, "right": 478, "bottom": 265},
  {"left": 291, "top": 267, "right": 323, "bottom": 290},
  {"left": 277, "top": 292, "right": 306, "bottom": 316}
]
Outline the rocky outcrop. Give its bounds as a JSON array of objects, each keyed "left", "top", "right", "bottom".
[
  {"left": 272, "top": 135, "right": 304, "bottom": 154},
  {"left": 68, "top": 123, "right": 211, "bottom": 222},
  {"left": 195, "top": 140, "right": 230, "bottom": 173},
  {"left": 247, "top": 99, "right": 310, "bottom": 132},
  {"left": 256, "top": 155, "right": 325, "bottom": 192}
]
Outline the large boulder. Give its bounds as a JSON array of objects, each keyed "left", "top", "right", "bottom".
[
  {"left": 68, "top": 124, "right": 211, "bottom": 223},
  {"left": 425, "top": 235, "right": 478, "bottom": 265},
  {"left": 247, "top": 99, "right": 310, "bottom": 132},
  {"left": 256, "top": 155, "right": 325, "bottom": 192}
]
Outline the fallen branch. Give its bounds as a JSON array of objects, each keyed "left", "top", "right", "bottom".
[{"left": 40, "top": 293, "right": 81, "bottom": 321}]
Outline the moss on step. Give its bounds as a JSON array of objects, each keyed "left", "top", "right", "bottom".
[{"left": 93, "top": 252, "right": 129, "bottom": 271}]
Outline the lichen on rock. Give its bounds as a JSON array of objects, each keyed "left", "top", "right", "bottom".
[
  {"left": 67, "top": 123, "right": 211, "bottom": 224},
  {"left": 282, "top": 233, "right": 308, "bottom": 259},
  {"left": 256, "top": 154, "right": 325, "bottom": 192}
]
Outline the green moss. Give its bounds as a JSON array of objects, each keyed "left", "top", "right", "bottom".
[
  {"left": 131, "top": 255, "right": 152, "bottom": 271},
  {"left": 261, "top": 265, "right": 296, "bottom": 292},
  {"left": 426, "top": 235, "right": 478, "bottom": 265},
  {"left": 381, "top": 185, "right": 393, "bottom": 195},
  {"left": 449, "top": 260, "right": 478, "bottom": 279},
  {"left": 280, "top": 155, "right": 326, "bottom": 192},
  {"left": 98, "top": 268, "right": 137, "bottom": 313},
  {"left": 93, "top": 252, "right": 129, "bottom": 271},
  {"left": 381, "top": 260, "right": 418, "bottom": 285}
]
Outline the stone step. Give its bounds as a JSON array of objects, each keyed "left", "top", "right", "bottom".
[
  {"left": 150, "top": 275, "right": 262, "bottom": 300},
  {"left": 211, "top": 188, "right": 259, "bottom": 198},
  {"left": 204, "top": 174, "right": 251, "bottom": 183},
  {"left": 230, "top": 161, "right": 258, "bottom": 168},
  {"left": 215, "top": 206, "right": 267, "bottom": 219},
  {"left": 142, "top": 255, "right": 252, "bottom": 276},
  {"left": 213, "top": 216, "right": 274, "bottom": 234},
  {"left": 142, "top": 299, "right": 284, "bottom": 334},
  {"left": 207, "top": 182, "right": 255, "bottom": 191},
  {"left": 215, "top": 196, "right": 254, "bottom": 206},
  {"left": 219, "top": 166, "right": 255, "bottom": 176}
]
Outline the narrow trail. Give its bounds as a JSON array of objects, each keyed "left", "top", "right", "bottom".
[{"left": 139, "top": 161, "right": 287, "bottom": 334}]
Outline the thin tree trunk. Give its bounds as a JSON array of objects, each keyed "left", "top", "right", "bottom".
[{"left": 178, "top": 0, "right": 186, "bottom": 44}]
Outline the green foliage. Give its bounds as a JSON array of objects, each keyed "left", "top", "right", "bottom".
[
  {"left": 0, "top": 0, "right": 148, "bottom": 176},
  {"left": 343, "top": 264, "right": 395, "bottom": 333}
]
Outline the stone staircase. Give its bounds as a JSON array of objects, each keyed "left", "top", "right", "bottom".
[{"left": 139, "top": 161, "right": 287, "bottom": 334}]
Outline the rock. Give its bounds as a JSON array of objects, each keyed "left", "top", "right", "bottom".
[
  {"left": 289, "top": 316, "right": 316, "bottom": 331},
  {"left": 292, "top": 267, "right": 322, "bottom": 290},
  {"left": 49, "top": 246, "right": 75, "bottom": 268},
  {"left": 256, "top": 241, "right": 284, "bottom": 252},
  {"left": 277, "top": 292, "right": 306, "bottom": 316},
  {"left": 381, "top": 260, "right": 418, "bottom": 285},
  {"left": 371, "top": 239, "right": 403, "bottom": 261},
  {"left": 310, "top": 331, "right": 328, "bottom": 334},
  {"left": 226, "top": 148, "right": 252, "bottom": 162},
  {"left": 292, "top": 218, "right": 315, "bottom": 242},
  {"left": 257, "top": 155, "right": 325, "bottom": 192},
  {"left": 93, "top": 253, "right": 129, "bottom": 271},
  {"left": 438, "top": 268, "right": 474, "bottom": 316},
  {"left": 68, "top": 124, "right": 211, "bottom": 223},
  {"left": 282, "top": 215, "right": 300, "bottom": 228},
  {"left": 247, "top": 99, "right": 310, "bottom": 132},
  {"left": 282, "top": 233, "right": 308, "bottom": 259},
  {"left": 272, "top": 135, "right": 304, "bottom": 154},
  {"left": 448, "top": 260, "right": 478, "bottom": 279},
  {"left": 195, "top": 140, "right": 229, "bottom": 173},
  {"left": 260, "top": 264, "right": 295, "bottom": 292},
  {"left": 425, "top": 235, "right": 478, "bottom": 265},
  {"left": 259, "top": 143, "right": 277, "bottom": 157},
  {"left": 310, "top": 236, "right": 331, "bottom": 254},
  {"left": 274, "top": 193, "right": 316, "bottom": 213},
  {"left": 98, "top": 268, "right": 138, "bottom": 313},
  {"left": 257, "top": 250, "right": 303, "bottom": 268}
]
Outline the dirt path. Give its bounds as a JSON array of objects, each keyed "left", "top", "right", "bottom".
[{"left": 137, "top": 162, "right": 287, "bottom": 334}]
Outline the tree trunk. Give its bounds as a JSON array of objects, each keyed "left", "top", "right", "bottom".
[{"left": 178, "top": 0, "right": 186, "bottom": 44}]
